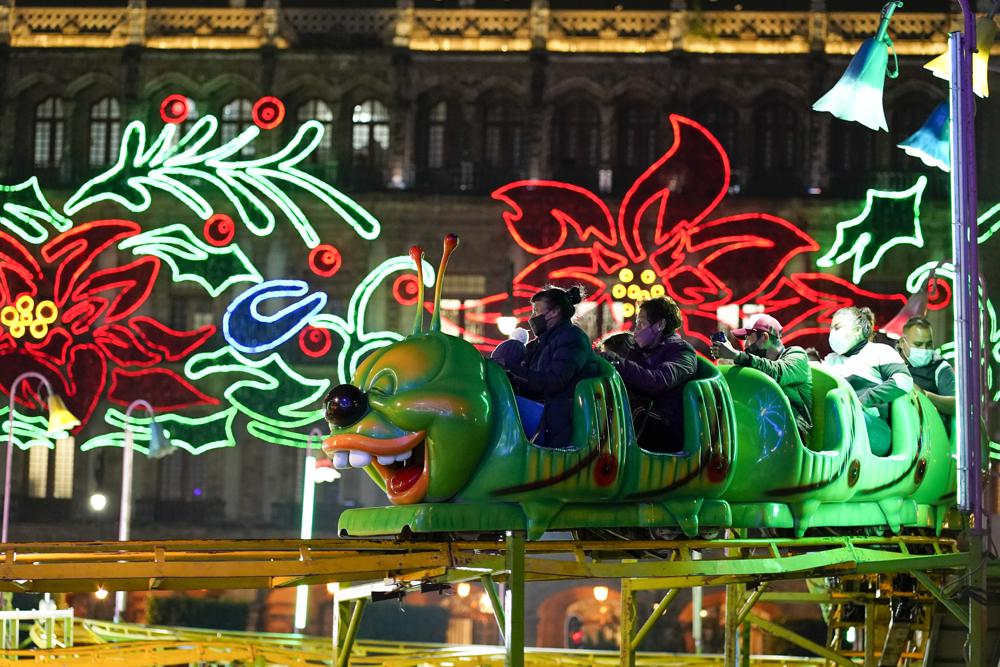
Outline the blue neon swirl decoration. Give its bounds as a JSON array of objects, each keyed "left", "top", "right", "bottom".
[{"left": 223, "top": 280, "right": 327, "bottom": 354}]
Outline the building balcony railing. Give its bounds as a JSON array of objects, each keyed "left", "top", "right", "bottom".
[{"left": 0, "top": 6, "right": 984, "bottom": 56}]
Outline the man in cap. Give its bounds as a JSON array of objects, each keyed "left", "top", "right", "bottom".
[{"left": 711, "top": 314, "right": 813, "bottom": 445}]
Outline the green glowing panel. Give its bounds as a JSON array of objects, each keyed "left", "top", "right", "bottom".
[
  {"left": 81, "top": 407, "right": 239, "bottom": 455},
  {"left": 817, "top": 176, "right": 927, "bottom": 283}
]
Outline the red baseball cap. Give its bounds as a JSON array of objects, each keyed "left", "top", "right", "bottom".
[{"left": 732, "top": 314, "right": 783, "bottom": 339}]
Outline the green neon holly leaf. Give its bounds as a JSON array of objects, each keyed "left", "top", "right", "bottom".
[
  {"left": 817, "top": 175, "right": 927, "bottom": 283},
  {"left": 80, "top": 407, "right": 239, "bottom": 455},
  {"left": 0, "top": 177, "right": 73, "bottom": 244},
  {"left": 119, "top": 223, "right": 262, "bottom": 297},
  {"left": 0, "top": 408, "right": 58, "bottom": 451},
  {"left": 63, "top": 118, "right": 381, "bottom": 247},
  {"left": 185, "top": 346, "right": 329, "bottom": 441}
]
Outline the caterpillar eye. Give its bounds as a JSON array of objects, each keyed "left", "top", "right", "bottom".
[{"left": 324, "top": 384, "right": 369, "bottom": 427}]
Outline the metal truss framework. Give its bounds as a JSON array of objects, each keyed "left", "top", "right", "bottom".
[{"left": 0, "top": 533, "right": 983, "bottom": 665}]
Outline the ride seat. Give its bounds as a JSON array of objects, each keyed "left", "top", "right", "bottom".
[{"left": 805, "top": 364, "right": 854, "bottom": 453}]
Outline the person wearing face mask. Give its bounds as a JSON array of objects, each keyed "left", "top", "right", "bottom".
[
  {"left": 600, "top": 297, "right": 697, "bottom": 453},
  {"left": 823, "top": 306, "right": 913, "bottom": 456},
  {"left": 710, "top": 314, "right": 813, "bottom": 445},
  {"left": 899, "top": 317, "right": 955, "bottom": 416},
  {"left": 502, "top": 285, "right": 600, "bottom": 448}
]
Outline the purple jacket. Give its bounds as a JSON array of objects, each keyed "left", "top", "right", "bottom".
[{"left": 614, "top": 332, "right": 697, "bottom": 426}]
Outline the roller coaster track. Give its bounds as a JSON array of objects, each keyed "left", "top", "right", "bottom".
[
  {"left": 0, "top": 534, "right": 977, "bottom": 666},
  {"left": 0, "top": 534, "right": 964, "bottom": 593},
  {"left": 2, "top": 618, "right": 830, "bottom": 666}
]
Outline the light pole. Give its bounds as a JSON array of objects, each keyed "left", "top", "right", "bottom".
[
  {"left": 294, "top": 427, "right": 339, "bottom": 632},
  {"left": 2, "top": 372, "right": 79, "bottom": 544},
  {"left": 114, "top": 399, "right": 174, "bottom": 623}
]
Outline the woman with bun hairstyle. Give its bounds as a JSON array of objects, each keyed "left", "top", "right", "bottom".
[{"left": 501, "top": 285, "right": 601, "bottom": 448}]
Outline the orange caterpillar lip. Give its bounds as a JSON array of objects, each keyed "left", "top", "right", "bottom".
[{"left": 323, "top": 431, "right": 425, "bottom": 457}]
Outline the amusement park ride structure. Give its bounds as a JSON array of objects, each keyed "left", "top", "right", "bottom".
[{"left": 0, "top": 3, "right": 994, "bottom": 667}]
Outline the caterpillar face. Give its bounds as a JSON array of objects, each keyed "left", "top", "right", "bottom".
[{"left": 322, "top": 333, "right": 493, "bottom": 505}]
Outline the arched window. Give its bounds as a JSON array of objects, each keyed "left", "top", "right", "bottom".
[
  {"left": 351, "top": 99, "right": 389, "bottom": 165},
  {"left": 33, "top": 97, "right": 64, "bottom": 169},
  {"left": 221, "top": 98, "right": 254, "bottom": 156},
  {"left": 348, "top": 99, "right": 389, "bottom": 189},
  {"left": 426, "top": 100, "right": 449, "bottom": 170},
  {"left": 752, "top": 98, "right": 799, "bottom": 172},
  {"left": 692, "top": 97, "right": 738, "bottom": 157},
  {"left": 89, "top": 97, "right": 121, "bottom": 167},
  {"left": 297, "top": 99, "right": 334, "bottom": 163},
  {"left": 483, "top": 101, "right": 522, "bottom": 170},
  {"left": 552, "top": 100, "right": 600, "bottom": 184},
  {"left": 616, "top": 99, "right": 666, "bottom": 172}
]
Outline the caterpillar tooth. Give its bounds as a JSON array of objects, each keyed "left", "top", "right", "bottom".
[
  {"left": 396, "top": 450, "right": 413, "bottom": 462},
  {"left": 377, "top": 455, "right": 395, "bottom": 466},
  {"left": 349, "top": 450, "right": 373, "bottom": 468},
  {"left": 332, "top": 451, "right": 350, "bottom": 469}
]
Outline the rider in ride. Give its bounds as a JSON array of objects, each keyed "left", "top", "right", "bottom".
[
  {"left": 824, "top": 306, "right": 913, "bottom": 456},
  {"left": 898, "top": 317, "right": 955, "bottom": 417},
  {"left": 710, "top": 314, "right": 813, "bottom": 445},
  {"left": 501, "top": 285, "right": 601, "bottom": 449},
  {"left": 601, "top": 297, "right": 697, "bottom": 452}
]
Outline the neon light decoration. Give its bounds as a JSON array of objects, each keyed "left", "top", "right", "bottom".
[
  {"left": 0, "top": 96, "right": 422, "bottom": 454},
  {"left": 0, "top": 220, "right": 217, "bottom": 430},
  {"left": 160, "top": 95, "right": 190, "bottom": 125},
  {"left": 252, "top": 96, "right": 285, "bottom": 130},
  {"left": 62, "top": 116, "right": 380, "bottom": 248},
  {"left": 817, "top": 176, "right": 928, "bottom": 283},
  {"left": 223, "top": 281, "right": 327, "bottom": 354},
  {"left": 419, "top": 114, "right": 908, "bottom": 351}
]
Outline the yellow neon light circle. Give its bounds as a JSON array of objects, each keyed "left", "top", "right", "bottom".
[
  {"left": 622, "top": 303, "right": 635, "bottom": 318},
  {"left": 34, "top": 300, "right": 57, "bottom": 324},
  {"left": 618, "top": 268, "right": 634, "bottom": 283},
  {"left": 626, "top": 284, "right": 641, "bottom": 299},
  {"left": 15, "top": 295, "right": 33, "bottom": 313},
  {"left": 611, "top": 284, "right": 627, "bottom": 299},
  {"left": 650, "top": 285, "right": 666, "bottom": 297},
  {"left": 0, "top": 306, "right": 17, "bottom": 326},
  {"left": 640, "top": 269, "right": 656, "bottom": 285}
]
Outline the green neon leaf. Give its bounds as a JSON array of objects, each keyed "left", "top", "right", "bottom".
[
  {"left": 817, "top": 176, "right": 927, "bottom": 283},
  {"left": 977, "top": 202, "right": 1000, "bottom": 244},
  {"left": 80, "top": 407, "right": 238, "bottom": 455},
  {"left": 0, "top": 177, "right": 73, "bottom": 243},
  {"left": 185, "top": 346, "right": 329, "bottom": 434},
  {"left": 119, "top": 223, "right": 262, "bottom": 297},
  {"left": 0, "top": 408, "right": 56, "bottom": 451},
  {"left": 63, "top": 118, "right": 380, "bottom": 247}
]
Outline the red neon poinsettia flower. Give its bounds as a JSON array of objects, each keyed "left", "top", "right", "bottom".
[
  {"left": 0, "top": 220, "right": 218, "bottom": 429},
  {"left": 430, "top": 114, "right": 905, "bottom": 350}
]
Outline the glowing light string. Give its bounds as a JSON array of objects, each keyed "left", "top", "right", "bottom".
[
  {"left": 223, "top": 280, "right": 327, "bottom": 354},
  {"left": 185, "top": 346, "right": 330, "bottom": 447},
  {"left": 0, "top": 408, "right": 56, "bottom": 451},
  {"left": 119, "top": 223, "right": 262, "bottom": 297},
  {"left": 63, "top": 117, "right": 380, "bottom": 247},
  {"left": 817, "top": 176, "right": 928, "bottom": 283},
  {"left": 80, "top": 407, "right": 238, "bottom": 455},
  {"left": 0, "top": 178, "right": 72, "bottom": 244}
]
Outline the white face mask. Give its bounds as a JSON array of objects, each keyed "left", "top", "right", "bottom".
[
  {"left": 907, "top": 347, "right": 934, "bottom": 367},
  {"left": 829, "top": 328, "right": 857, "bottom": 355}
]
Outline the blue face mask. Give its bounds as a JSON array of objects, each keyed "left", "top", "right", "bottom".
[{"left": 907, "top": 347, "right": 933, "bottom": 367}]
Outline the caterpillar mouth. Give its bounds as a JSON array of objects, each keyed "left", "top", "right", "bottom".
[{"left": 323, "top": 431, "right": 429, "bottom": 504}]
